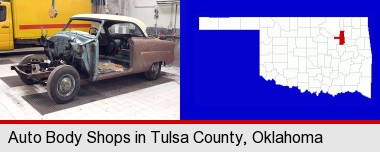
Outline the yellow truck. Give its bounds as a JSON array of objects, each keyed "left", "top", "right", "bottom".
[{"left": 0, "top": 0, "right": 91, "bottom": 51}]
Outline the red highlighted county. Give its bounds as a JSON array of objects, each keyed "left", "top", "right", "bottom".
[{"left": 334, "top": 31, "right": 345, "bottom": 45}]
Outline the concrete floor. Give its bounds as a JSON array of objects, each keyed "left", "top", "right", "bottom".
[{"left": 0, "top": 52, "right": 180, "bottom": 120}]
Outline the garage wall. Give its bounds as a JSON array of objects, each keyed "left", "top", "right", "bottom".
[
  {"left": 107, "top": 0, "right": 180, "bottom": 29},
  {"left": 106, "top": 0, "right": 180, "bottom": 67}
]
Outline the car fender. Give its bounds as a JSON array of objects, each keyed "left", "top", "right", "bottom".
[{"left": 131, "top": 38, "right": 175, "bottom": 72}]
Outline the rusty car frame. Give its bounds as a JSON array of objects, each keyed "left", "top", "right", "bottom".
[{"left": 11, "top": 14, "right": 175, "bottom": 104}]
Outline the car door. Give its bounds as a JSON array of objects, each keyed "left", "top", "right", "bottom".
[{"left": 0, "top": 4, "right": 11, "bottom": 50}]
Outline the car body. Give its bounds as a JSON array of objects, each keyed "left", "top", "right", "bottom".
[{"left": 11, "top": 14, "right": 175, "bottom": 104}]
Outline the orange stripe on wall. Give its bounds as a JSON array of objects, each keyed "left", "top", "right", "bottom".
[{"left": 19, "top": 24, "right": 92, "bottom": 30}]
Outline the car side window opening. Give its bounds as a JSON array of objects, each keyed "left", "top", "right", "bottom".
[
  {"left": 0, "top": 6, "right": 6, "bottom": 22},
  {"left": 108, "top": 23, "right": 143, "bottom": 36}
]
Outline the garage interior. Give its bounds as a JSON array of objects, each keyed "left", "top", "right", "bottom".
[{"left": 0, "top": 0, "right": 180, "bottom": 120}]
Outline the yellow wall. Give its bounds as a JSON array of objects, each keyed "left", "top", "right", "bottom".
[{"left": 12, "top": 0, "right": 92, "bottom": 39}]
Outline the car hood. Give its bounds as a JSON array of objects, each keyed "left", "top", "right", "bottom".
[{"left": 49, "top": 30, "right": 96, "bottom": 45}]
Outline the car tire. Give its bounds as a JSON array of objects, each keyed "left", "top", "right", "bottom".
[
  {"left": 47, "top": 65, "right": 80, "bottom": 104},
  {"left": 19, "top": 54, "right": 44, "bottom": 65},
  {"left": 18, "top": 54, "right": 44, "bottom": 85},
  {"left": 144, "top": 62, "right": 161, "bottom": 80}
]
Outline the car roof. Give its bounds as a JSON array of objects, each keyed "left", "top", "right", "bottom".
[{"left": 71, "top": 14, "right": 148, "bottom": 37}]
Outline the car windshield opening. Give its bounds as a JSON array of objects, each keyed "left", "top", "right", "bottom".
[
  {"left": 0, "top": 6, "right": 6, "bottom": 22},
  {"left": 62, "top": 19, "right": 100, "bottom": 35}
]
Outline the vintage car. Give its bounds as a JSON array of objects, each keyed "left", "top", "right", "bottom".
[{"left": 11, "top": 14, "right": 175, "bottom": 104}]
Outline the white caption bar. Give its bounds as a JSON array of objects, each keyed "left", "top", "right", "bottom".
[{"left": 1, "top": 124, "right": 379, "bottom": 152}]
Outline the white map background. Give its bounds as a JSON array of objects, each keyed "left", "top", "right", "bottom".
[{"left": 199, "top": 17, "right": 372, "bottom": 98}]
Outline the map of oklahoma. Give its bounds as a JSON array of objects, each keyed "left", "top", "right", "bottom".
[{"left": 199, "top": 17, "right": 372, "bottom": 98}]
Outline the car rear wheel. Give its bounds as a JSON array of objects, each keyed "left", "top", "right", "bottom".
[
  {"left": 18, "top": 54, "right": 44, "bottom": 85},
  {"left": 144, "top": 62, "right": 161, "bottom": 80},
  {"left": 47, "top": 65, "right": 80, "bottom": 104}
]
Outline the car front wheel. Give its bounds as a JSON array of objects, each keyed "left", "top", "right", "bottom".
[{"left": 47, "top": 65, "right": 80, "bottom": 104}]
